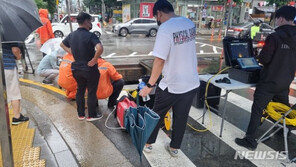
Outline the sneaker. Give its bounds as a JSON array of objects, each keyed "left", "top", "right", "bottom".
[
  {"left": 78, "top": 116, "right": 85, "bottom": 121},
  {"left": 235, "top": 138, "right": 257, "bottom": 150},
  {"left": 42, "top": 80, "right": 53, "bottom": 85},
  {"left": 165, "top": 143, "right": 178, "bottom": 157},
  {"left": 12, "top": 114, "right": 29, "bottom": 125},
  {"left": 143, "top": 145, "right": 153, "bottom": 153},
  {"left": 86, "top": 112, "right": 103, "bottom": 122}
]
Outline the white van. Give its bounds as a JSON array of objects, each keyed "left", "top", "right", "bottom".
[{"left": 52, "top": 14, "right": 103, "bottom": 38}]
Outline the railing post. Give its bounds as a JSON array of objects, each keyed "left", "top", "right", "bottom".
[{"left": 0, "top": 32, "right": 14, "bottom": 167}]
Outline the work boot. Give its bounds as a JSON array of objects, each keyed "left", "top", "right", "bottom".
[{"left": 235, "top": 137, "right": 257, "bottom": 150}]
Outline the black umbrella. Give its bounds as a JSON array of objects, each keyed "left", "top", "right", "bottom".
[
  {"left": 0, "top": 0, "right": 42, "bottom": 166},
  {"left": 0, "top": 0, "right": 42, "bottom": 42}
]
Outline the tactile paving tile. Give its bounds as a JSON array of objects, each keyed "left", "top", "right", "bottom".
[
  {"left": 22, "top": 159, "right": 46, "bottom": 167},
  {"left": 0, "top": 107, "right": 45, "bottom": 167},
  {"left": 22, "top": 147, "right": 40, "bottom": 162}
]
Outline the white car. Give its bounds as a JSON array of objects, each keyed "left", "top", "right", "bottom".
[{"left": 52, "top": 14, "right": 102, "bottom": 38}]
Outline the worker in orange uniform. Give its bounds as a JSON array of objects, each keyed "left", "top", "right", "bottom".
[
  {"left": 97, "top": 58, "right": 124, "bottom": 109},
  {"left": 36, "top": 9, "right": 54, "bottom": 56},
  {"left": 58, "top": 54, "right": 124, "bottom": 109}
]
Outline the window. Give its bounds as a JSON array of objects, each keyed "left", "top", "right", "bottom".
[
  {"left": 142, "top": 20, "right": 150, "bottom": 23},
  {"left": 91, "top": 16, "right": 95, "bottom": 22},
  {"left": 61, "top": 16, "right": 69, "bottom": 23},
  {"left": 61, "top": 16, "right": 77, "bottom": 23},
  {"left": 133, "top": 19, "right": 142, "bottom": 24},
  {"left": 70, "top": 16, "right": 77, "bottom": 23}
]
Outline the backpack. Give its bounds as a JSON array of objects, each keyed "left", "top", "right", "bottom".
[{"left": 115, "top": 95, "right": 137, "bottom": 128}]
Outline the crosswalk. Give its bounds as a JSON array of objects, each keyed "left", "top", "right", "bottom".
[{"left": 140, "top": 82, "right": 296, "bottom": 167}]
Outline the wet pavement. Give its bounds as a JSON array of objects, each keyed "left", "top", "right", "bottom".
[{"left": 14, "top": 29, "right": 296, "bottom": 166}]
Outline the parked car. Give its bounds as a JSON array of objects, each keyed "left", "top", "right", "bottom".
[
  {"left": 227, "top": 22, "right": 274, "bottom": 39},
  {"left": 227, "top": 21, "right": 274, "bottom": 56},
  {"left": 112, "top": 18, "right": 159, "bottom": 37},
  {"left": 226, "top": 22, "right": 253, "bottom": 38},
  {"left": 51, "top": 14, "right": 102, "bottom": 38}
]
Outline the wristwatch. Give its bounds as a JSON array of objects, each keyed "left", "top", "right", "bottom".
[{"left": 146, "top": 83, "right": 155, "bottom": 88}]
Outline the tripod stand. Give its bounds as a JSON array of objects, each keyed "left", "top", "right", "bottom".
[{"left": 19, "top": 43, "right": 35, "bottom": 74}]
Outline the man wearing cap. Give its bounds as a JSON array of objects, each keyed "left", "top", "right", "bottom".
[
  {"left": 60, "top": 12, "right": 103, "bottom": 122},
  {"left": 139, "top": 0, "right": 200, "bottom": 157}
]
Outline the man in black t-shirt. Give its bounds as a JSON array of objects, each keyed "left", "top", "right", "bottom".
[{"left": 61, "top": 12, "right": 104, "bottom": 121}]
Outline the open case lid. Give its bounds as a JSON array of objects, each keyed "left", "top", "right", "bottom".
[{"left": 223, "top": 37, "right": 255, "bottom": 67}]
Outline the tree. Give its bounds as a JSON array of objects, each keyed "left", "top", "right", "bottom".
[
  {"left": 83, "top": 0, "right": 121, "bottom": 13},
  {"left": 34, "top": 0, "right": 56, "bottom": 14},
  {"left": 44, "top": 0, "right": 56, "bottom": 14},
  {"left": 35, "top": 0, "right": 48, "bottom": 9},
  {"left": 266, "top": 0, "right": 291, "bottom": 7}
]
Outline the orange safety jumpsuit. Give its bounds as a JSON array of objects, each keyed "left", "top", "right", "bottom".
[
  {"left": 58, "top": 54, "right": 123, "bottom": 99},
  {"left": 36, "top": 9, "right": 54, "bottom": 45}
]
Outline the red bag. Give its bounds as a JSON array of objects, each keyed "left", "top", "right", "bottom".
[{"left": 116, "top": 96, "right": 137, "bottom": 128}]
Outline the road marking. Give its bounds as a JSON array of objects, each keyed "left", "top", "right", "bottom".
[
  {"left": 200, "top": 44, "right": 206, "bottom": 47},
  {"left": 105, "top": 31, "right": 113, "bottom": 35},
  {"left": 106, "top": 53, "right": 116, "bottom": 58},
  {"left": 189, "top": 107, "right": 284, "bottom": 167},
  {"left": 199, "top": 50, "right": 204, "bottom": 54},
  {"left": 148, "top": 51, "right": 153, "bottom": 56},
  {"left": 19, "top": 78, "right": 66, "bottom": 96},
  {"left": 213, "top": 46, "right": 218, "bottom": 53},
  {"left": 222, "top": 89, "right": 296, "bottom": 135},
  {"left": 250, "top": 88, "right": 296, "bottom": 104},
  {"left": 128, "top": 52, "right": 138, "bottom": 56},
  {"left": 196, "top": 41, "right": 223, "bottom": 49},
  {"left": 143, "top": 131, "right": 196, "bottom": 167}
]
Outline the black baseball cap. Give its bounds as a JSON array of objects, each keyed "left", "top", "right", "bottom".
[{"left": 153, "top": 0, "right": 174, "bottom": 16}]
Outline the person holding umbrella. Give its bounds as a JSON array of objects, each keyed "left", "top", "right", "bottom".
[
  {"left": 60, "top": 12, "right": 103, "bottom": 121},
  {"left": 2, "top": 43, "right": 29, "bottom": 125},
  {"left": 139, "top": 0, "right": 200, "bottom": 157}
]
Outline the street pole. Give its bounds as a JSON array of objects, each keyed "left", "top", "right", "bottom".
[
  {"left": 219, "top": 0, "right": 227, "bottom": 38},
  {"left": 65, "top": 0, "right": 73, "bottom": 32},
  {"left": 56, "top": 0, "right": 60, "bottom": 22},
  {"left": 199, "top": 0, "right": 204, "bottom": 29},
  {"left": 101, "top": 0, "right": 106, "bottom": 22},
  {"left": 228, "top": 0, "right": 233, "bottom": 27},
  {"left": 0, "top": 26, "right": 14, "bottom": 167},
  {"left": 226, "top": 0, "right": 233, "bottom": 32},
  {"left": 77, "top": 0, "right": 81, "bottom": 12}
]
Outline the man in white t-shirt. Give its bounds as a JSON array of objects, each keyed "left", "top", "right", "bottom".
[{"left": 139, "top": 0, "right": 200, "bottom": 157}]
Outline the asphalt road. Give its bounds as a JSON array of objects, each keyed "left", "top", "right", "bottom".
[{"left": 101, "top": 30, "right": 223, "bottom": 58}]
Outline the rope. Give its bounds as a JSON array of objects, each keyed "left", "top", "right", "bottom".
[
  {"left": 264, "top": 102, "right": 296, "bottom": 126},
  {"left": 187, "top": 66, "right": 231, "bottom": 132}
]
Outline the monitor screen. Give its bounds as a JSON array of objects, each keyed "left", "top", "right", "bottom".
[
  {"left": 229, "top": 42, "right": 251, "bottom": 60},
  {"left": 237, "top": 57, "right": 261, "bottom": 69}
]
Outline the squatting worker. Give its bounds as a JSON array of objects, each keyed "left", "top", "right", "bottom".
[
  {"left": 235, "top": 6, "right": 296, "bottom": 150},
  {"left": 139, "top": 0, "right": 200, "bottom": 157},
  {"left": 60, "top": 12, "right": 104, "bottom": 122}
]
